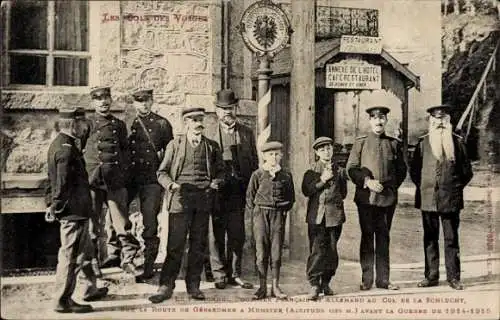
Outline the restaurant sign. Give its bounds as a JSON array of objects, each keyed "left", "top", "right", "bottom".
[
  {"left": 326, "top": 60, "right": 381, "bottom": 90},
  {"left": 340, "top": 35, "right": 382, "bottom": 54}
]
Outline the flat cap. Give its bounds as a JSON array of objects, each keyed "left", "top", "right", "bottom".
[
  {"left": 313, "top": 136, "right": 334, "bottom": 150},
  {"left": 260, "top": 141, "right": 283, "bottom": 152},
  {"left": 59, "top": 107, "right": 85, "bottom": 120},
  {"left": 182, "top": 107, "right": 206, "bottom": 119},
  {"left": 366, "top": 106, "right": 390, "bottom": 116},
  {"left": 215, "top": 88, "right": 239, "bottom": 108},
  {"left": 131, "top": 88, "right": 153, "bottom": 102},
  {"left": 90, "top": 86, "right": 111, "bottom": 99},
  {"left": 427, "top": 104, "right": 452, "bottom": 118}
]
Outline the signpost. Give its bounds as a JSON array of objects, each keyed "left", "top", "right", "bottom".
[
  {"left": 239, "top": 0, "right": 292, "bottom": 153},
  {"left": 340, "top": 35, "right": 382, "bottom": 54},
  {"left": 326, "top": 60, "right": 381, "bottom": 90}
]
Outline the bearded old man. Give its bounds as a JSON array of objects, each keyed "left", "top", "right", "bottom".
[{"left": 410, "top": 105, "right": 473, "bottom": 290}]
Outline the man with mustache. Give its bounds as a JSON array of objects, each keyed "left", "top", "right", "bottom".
[
  {"left": 127, "top": 88, "right": 173, "bottom": 283},
  {"left": 410, "top": 105, "right": 473, "bottom": 290},
  {"left": 347, "top": 106, "right": 407, "bottom": 291},
  {"left": 204, "top": 89, "right": 258, "bottom": 290},
  {"left": 150, "top": 107, "right": 224, "bottom": 303},
  {"left": 84, "top": 86, "right": 140, "bottom": 275}
]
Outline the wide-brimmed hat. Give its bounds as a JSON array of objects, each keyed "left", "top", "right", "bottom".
[
  {"left": 59, "top": 107, "right": 85, "bottom": 120},
  {"left": 215, "top": 89, "right": 239, "bottom": 108}
]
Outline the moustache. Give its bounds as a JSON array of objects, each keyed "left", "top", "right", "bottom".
[{"left": 195, "top": 125, "right": 204, "bottom": 130}]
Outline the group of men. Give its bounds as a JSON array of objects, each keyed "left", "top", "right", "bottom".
[{"left": 46, "top": 83, "right": 473, "bottom": 312}]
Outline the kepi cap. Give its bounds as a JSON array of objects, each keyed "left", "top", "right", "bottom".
[
  {"left": 260, "top": 141, "right": 283, "bottom": 153},
  {"left": 59, "top": 107, "right": 85, "bottom": 120},
  {"left": 182, "top": 107, "right": 206, "bottom": 119},
  {"left": 313, "top": 136, "right": 334, "bottom": 150},
  {"left": 131, "top": 88, "right": 153, "bottom": 102},
  {"left": 427, "top": 104, "right": 452, "bottom": 118},
  {"left": 215, "top": 89, "right": 239, "bottom": 108},
  {"left": 366, "top": 106, "right": 390, "bottom": 117},
  {"left": 90, "top": 86, "right": 111, "bottom": 99}
]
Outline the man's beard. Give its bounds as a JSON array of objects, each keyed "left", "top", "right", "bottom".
[
  {"left": 429, "top": 124, "right": 455, "bottom": 162},
  {"left": 221, "top": 115, "right": 236, "bottom": 126}
]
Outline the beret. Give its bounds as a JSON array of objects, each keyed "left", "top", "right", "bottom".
[
  {"left": 313, "top": 136, "right": 334, "bottom": 150},
  {"left": 260, "top": 141, "right": 283, "bottom": 152},
  {"left": 366, "top": 106, "right": 390, "bottom": 116},
  {"left": 182, "top": 107, "right": 206, "bottom": 118}
]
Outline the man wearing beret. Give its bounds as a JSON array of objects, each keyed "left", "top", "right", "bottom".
[
  {"left": 410, "top": 105, "right": 473, "bottom": 290},
  {"left": 47, "top": 108, "right": 108, "bottom": 313},
  {"left": 127, "top": 88, "right": 174, "bottom": 283},
  {"left": 347, "top": 106, "right": 407, "bottom": 291},
  {"left": 302, "top": 137, "right": 348, "bottom": 300},
  {"left": 246, "top": 141, "right": 295, "bottom": 300},
  {"left": 150, "top": 107, "right": 224, "bottom": 303},
  {"left": 204, "top": 89, "right": 258, "bottom": 290},
  {"left": 84, "top": 86, "right": 140, "bottom": 275}
]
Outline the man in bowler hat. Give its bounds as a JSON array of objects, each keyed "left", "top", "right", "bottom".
[
  {"left": 410, "top": 105, "right": 473, "bottom": 290},
  {"left": 47, "top": 107, "right": 108, "bottom": 313},
  {"left": 84, "top": 86, "right": 140, "bottom": 275},
  {"left": 346, "top": 106, "right": 407, "bottom": 291},
  {"left": 149, "top": 107, "right": 224, "bottom": 303},
  {"left": 127, "top": 88, "right": 174, "bottom": 283},
  {"left": 204, "top": 88, "right": 258, "bottom": 290}
]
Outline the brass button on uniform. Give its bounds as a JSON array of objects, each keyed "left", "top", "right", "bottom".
[
  {"left": 132, "top": 150, "right": 136, "bottom": 154},
  {"left": 131, "top": 140, "right": 135, "bottom": 144},
  {"left": 115, "top": 161, "right": 118, "bottom": 164},
  {"left": 113, "top": 130, "right": 117, "bottom": 133}
]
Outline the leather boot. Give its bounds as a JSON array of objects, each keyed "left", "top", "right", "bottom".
[
  {"left": 252, "top": 275, "right": 267, "bottom": 300},
  {"left": 136, "top": 239, "right": 159, "bottom": 283},
  {"left": 271, "top": 277, "right": 287, "bottom": 299},
  {"left": 91, "top": 239, "right": 103, "bottom": 278}
]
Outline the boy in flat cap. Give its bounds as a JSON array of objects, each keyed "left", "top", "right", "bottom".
[
  {"left": 84, "top": 86, "right": 140, "bottom": 275},
  {"left": 127, "top": 88, "right": 174, "bottom": 283},
  {"left": 347, "top": 106, "right": 407, "bottom": 291},
  {"left": 410, "top": 105, "right": 473, "bottom": 290},
  {"left": 302, "top": 137, "right": 348, "bottom": 300},
  {"left": 204, "top": 88, "right": 258, "bottom": 290},
  {"left": 47, "top": 108, "right": 108, "bottom": 313},
  {"left": 150, "top": 107, "right": 224, "bottom": 303},
  {"left": 246, "top": 141, "right": 295, "bottom": 300}
]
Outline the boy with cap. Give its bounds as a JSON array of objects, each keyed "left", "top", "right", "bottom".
[
  {"left": 47, "top": 107, "right": 108, "bottom": 313},
  {"left": 347, "top": 106, "right": 407, "bottom": 291},
  {"left": 246, "top": 141, "right": 295, "bottom": 300},
  {"left": 410, "top": 105, "right": 473, "bottom": 290},
  {"left": 150, "top": 107, "right": 224, "bottom": 303},
  {"left": 302, "top": 137, "right": 348, "bottom": 300},
  {"left": 84, "top": 86, "right": 140, "bottom": 275},
  {"left": 127, "top": 88, "right": 174, "bottom": 283}
]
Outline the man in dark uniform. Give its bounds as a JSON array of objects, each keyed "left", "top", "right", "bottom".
[
  {"left": 84, "top": 86, "right": 140, "bottom": 274},
  {"left": 410, "top": 105, "right": 473, "bottom": 290},
  {"left": 149, "top": 107, "right": 224, "bottom": 303},
  {"left": 302, "top": 137, "right": 348, "bottom": 300},
  {"left": 204, "top": 89, "right": 258, "bottom": 290},
  {"left": 47, "top": 107, "right": 108, "bottom": 313},
  {"left": 346, "top": 106, "right": 407, "bottom": 291},
  {"left": 127, "top": 88, "right": 174, "bottom": 283}
]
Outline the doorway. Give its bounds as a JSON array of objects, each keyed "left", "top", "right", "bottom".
[{"left": 315, "top": 87, "right": 336, "bottom": 140}]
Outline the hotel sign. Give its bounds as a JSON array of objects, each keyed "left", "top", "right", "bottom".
[
  {"left": 326, "top": 60, "right": 381, "bottom": 90},
  {"left": 340, "top": 35, "right": 382, "bottom": 54}
]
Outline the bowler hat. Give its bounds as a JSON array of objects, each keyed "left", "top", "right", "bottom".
[
  {"left": 366, "top": 106, "right": 390, "bottom": 116},
  {"left": 131, "top": 88, "right": 153, "bottom": 102},
  {"left": 59, "top": 107, "right": 84, "bottom": 120},
  {"left": 427, "top": 104, "right": 452, "bottom": 118},
  {"left": 260, "top": 141, "right": 283, "bottom": 152},
  {"left": 90, "top": 86, "right": 111, "bottom": 99},
  {"left": 182, "top": 107, "right": 206, "bottom": 119},
  {"left": 313, "top": 137, "right": 334, "bottom": 150},
  {"left": 215, "top": 89, "right": 239, "bottom": 108}
]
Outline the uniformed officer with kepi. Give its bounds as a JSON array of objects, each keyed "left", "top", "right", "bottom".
[
  {"left": 127, "top": 88, "right": 174, "bottom": 283},
  {"left": 84, "top": 86, "right": 140, "bottom": 275},
  {"left": 346, "top": 106, "right": 407, "bottom": 291}
]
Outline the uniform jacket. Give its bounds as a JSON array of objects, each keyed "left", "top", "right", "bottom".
[
  {"left": 410, "top": 133, "right": 473, "bottom": 213},
  {"left": 127, "top": 112, "right": 173, "bottom": 186},
  {"left": 157, "top": 134, "right": 224, "bottom": 212},
  {"left": 46, "top": 133, "right": 93, "bottom": 220},
  {"left": 347, "top": 132, "right": 407, "bottom": 207},
  {"left": 302, "top": 161, "right": 347, "bottom": 227},
  {"left": 83, "top": 113, "right": 129, "bottom": 190},
  {"left": 245, "top": 168, "right": 295, "bottom": 212},
  {"left": 204, "top": 121, "right": 259, "bottom": 187}
]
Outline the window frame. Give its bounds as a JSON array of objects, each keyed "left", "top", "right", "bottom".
[{"left": 2, "top": 0, "right": 99, "bottom": 92}]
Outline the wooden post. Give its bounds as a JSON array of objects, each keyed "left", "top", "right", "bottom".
[
  {"left": 402, "top": 87, "right": 409, "bottom": 163},
  {"left": 289, "top": 0, "right": 315, "bottom": 260},
  {"left": 255, "top": 56, "right": 273, "bottom": 164}
]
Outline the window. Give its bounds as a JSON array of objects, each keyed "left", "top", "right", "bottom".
[{"left": 6, "top": 0, "right": 90, "bottom": 87}]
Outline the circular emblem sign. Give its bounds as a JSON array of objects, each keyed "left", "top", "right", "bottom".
[{"left": 239, "top": 0, "right": 291, "bottom": 57}]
